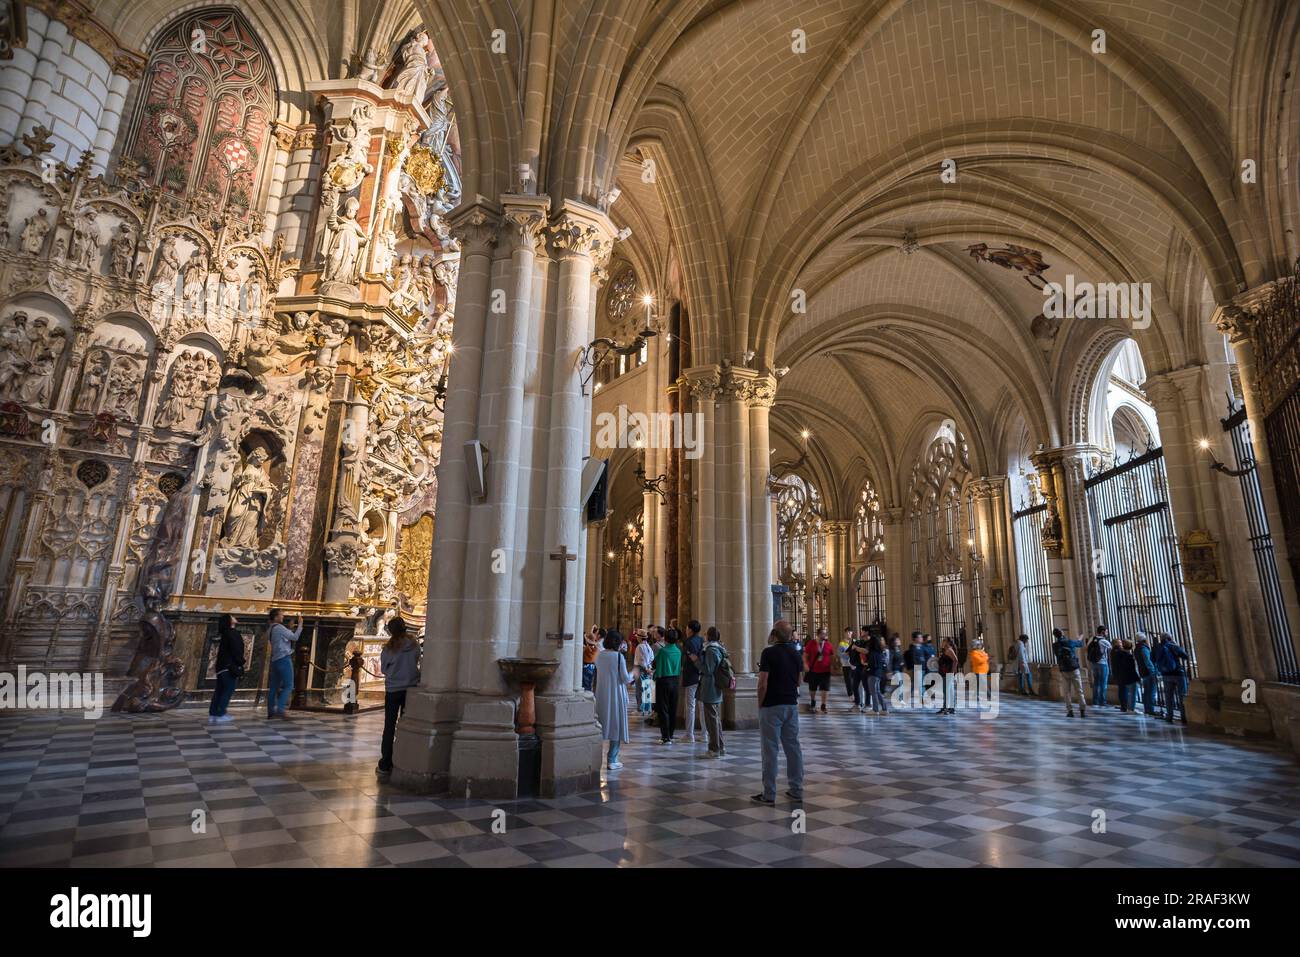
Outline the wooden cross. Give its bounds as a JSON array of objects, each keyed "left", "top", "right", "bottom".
[{"left": 546, "top": 545, "right": 578, "bottom": 646}]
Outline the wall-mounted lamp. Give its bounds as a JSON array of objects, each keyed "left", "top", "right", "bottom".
[
  {"left": 576, "top": 293, "right": 658, "bottom": 395},
  {"left": 1197, "top": 437, "right": 1254, "bottom": 477}
]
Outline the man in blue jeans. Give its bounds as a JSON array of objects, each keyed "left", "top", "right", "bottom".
[
  {"left": 753, "top": 619, "right": 804, "bottom": 805},
  {"left": 1153, "top": 633, "right": 1190, "bottom": 725},
  {"left": 266, "top": 608, "right": 302, "bottom": 719},
  {"left": 1087, "top": 626, "right": 1112, "bottom": 707}
]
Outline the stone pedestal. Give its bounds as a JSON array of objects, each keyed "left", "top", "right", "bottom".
[
  {"left": 1184, "top": 678, "right": 1217, "bottom": 728},
  {"left": 724, "top": 674, "right": 759, "bottom": 729},
  {"left": 534, "top": 694, "right": 602, "bottom": 797},
  {"left": 390, "top": 688, "right": 461, "bottom": 793},
  {"left": 448, "top": 698, "right": 520, "bottom": 799}
]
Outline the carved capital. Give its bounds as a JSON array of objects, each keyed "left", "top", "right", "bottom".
[
  {"left": 744, "top": 375, "right": 777, "bottom": 408},
  {"left": 1141, "top": 372, "right": 1183, "bottom": 409},
  {"left": 1214, "top": 304, "right": 1253, "bottom": 344},
  {"left": 684, "top": 365, "right": 722, "bottom": 402},
  {"left": 447, "top": 202, "right": 501, "bottom": 253},
  {"left": 501, "top": 196, "right": 549, "bottom": 254}
]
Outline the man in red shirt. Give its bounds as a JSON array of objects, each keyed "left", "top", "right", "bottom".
[{"left": 803, "top": 626, "right": 835, "bottom": 714}]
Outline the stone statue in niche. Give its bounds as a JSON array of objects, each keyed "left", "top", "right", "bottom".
[
  {"left": 351, "top": 532, "right": 382, "bottom": 600},
  {"left": 181, "top": 250, "right": 207, "bottom": 315},
  {"left": 151, "top": 236, "right": 181, "bottom": 292},
  {"left": 220, "top": 257, "right": 241, "bottom": 315},
  {"left": 388, "top": 30, "right": 433, "bottom": 104},
  {"left": 0, "top": 312, "right": 29, "bottom": 398},
  {"left": 221, "top": 447, "right": 273, "bottom": 548},
  {"left": 155, "top": 351, "right": 220, "bottom": 432},
  {"left": 110, "top": 224, "right": 135, "bottom": 279},
  {"left": 75, "top": 351, "right": 111, "bottom": 412},
  {"left": 106, "top": 357, "right": 144, "bottom": 419},
  {"left": 244, "top": 273, "right": 263, "bottom": 318},
  {"left": 19, "top": 324, "right": 66, "bottom": 407},
  {"left": 20, "top": 208, "right": 50, "bottom": 255},
  {"left": 390, "top": 254, "right": 418, "bottom": 313},
  {"left": 69, "top": 207, "right": 99, "bottom": 269},
  {"left": 204, "top": 268, "right": 221, "bottom": 319},
  {"left": 322, "top": 195, "right": 368, "bottom": 286}
]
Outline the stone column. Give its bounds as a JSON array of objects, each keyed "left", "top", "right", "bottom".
[
  {"left": 718, "top": 367, "right": 757, "bottom": 728},
  {"left": 90, "top": 72, "right": 131, "bottom": 175},
  {"left": 969, "top": 477, "right": 1011, "bottom": 657},
  {"left": 881, "top": 507, "right": 907, "bottom": 633},
  {"left": 392, "top": 201, "right": 499, "bottom": 793},
  {"left": 1146, "top": 367, "right": 1259, "bottom": 729},
  {"left": 745, "top": 376, "right": 777, "bottom": 667},
  {"left": 528, "top": 202, "right": 609, "bottom": 795},
  {"left": 462, "top": 194, "right": 548, "bottom": 690},
  {"left": 261, "top": 124, "right": 294, "bottom": 245},
  {"left": 684, "top": 366, "right": 721, "bottom": 626},
  {"left": 274, "top": 125, "right": 320, "bottom": 260},
  {"left": 17, "top": 18, "right": 67, "bottom": 141}
]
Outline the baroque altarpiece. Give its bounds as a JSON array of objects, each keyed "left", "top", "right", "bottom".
[{"left": 0, "top": 9, "right": 459, "bottom": 704}]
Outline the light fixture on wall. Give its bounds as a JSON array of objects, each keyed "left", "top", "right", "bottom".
[
  {"left": 1197, "top": 437, "right": 1254, "bottom": 477},
  {"left": 576, "top": 294, "right": 658, "bottom": 395},
  {"left": 635, "top": 455, "right": 668, "bottom": 503}
]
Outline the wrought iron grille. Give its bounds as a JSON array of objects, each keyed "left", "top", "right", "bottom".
[
  {"left": 1012, "top": 502, "right": 1053, "bottom": 664},
  {"left": 1223, "top": 400, "right": 1299, "bottom": 684},
  {"left": 1253, "top": 259, "right": 1300, "bottom": 587},
  {"left": 1085, "top": 446, "right": 1197, "bottom": 674},
  {"left": 855, "top": 564, "right": 886, "bottom": 631},
  {"left": 932, "top": 572, "right": 966, "bottom": 645}
]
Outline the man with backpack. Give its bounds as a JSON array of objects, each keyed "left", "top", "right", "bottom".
[
  {"left": 753, "top": 619, "right": 804, "bottom": 805},
  {"left": 1134, "top": 633, "right": 1159, "bottom": 717},
  {"left": 1086, "top": 626, "right": 1112, "bottom": 708},
  {"left": 1052, "top": 627, "right": 1086, "bottom": 718},
  {"left": 698, "top": 626, "right": 731, "bottom": 757},
  {"left": 1152, "top": 633, "right": 1191, "bottom": 724}
]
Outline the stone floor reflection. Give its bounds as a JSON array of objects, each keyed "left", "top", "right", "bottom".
[{"left": 2, "top": 695, "right": 1299, "bottom": 868}]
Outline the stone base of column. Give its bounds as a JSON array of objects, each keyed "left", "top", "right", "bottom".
[
  {"left": 1200, "top": 678, "right": 1274, "bottom": 736},
  {"left": 390, "top": 688, "right": 462, "bottom": 794},
  {"left": 1183, "top": 678, "right": 1217, "bottom": 729},
  {"left": 724, "top": 674, "right": 759, "bottom": 729},
  {"left": 1042, "top": 666, "right": 1063, "bottom": 701},
  {"left": 1260, "top": 683, "right": 1300, "bottom": 758},
  {"left": 535, "top": 694, "right": 601, "bottom": 798},
  {"left": 447, "top": 698, "right": 521, "bottom": 800}
]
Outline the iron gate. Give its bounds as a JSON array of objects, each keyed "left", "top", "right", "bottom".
[
  {"left": 1223, "top": 400, "right": 1299, "bottom": 683},
  {"left": 855, "top": 564, "right": 885, "bottom": 630},
  {"left": 1085, "top": 446, "right": 1197, "bottom": 674},
  {"left": 1013, "top": 502, "right": 1053, "bottom": 664}
]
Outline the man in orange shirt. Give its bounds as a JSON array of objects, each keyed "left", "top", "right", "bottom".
[{"left": 582, "top": 626, "right": 601, "bottom": 692}]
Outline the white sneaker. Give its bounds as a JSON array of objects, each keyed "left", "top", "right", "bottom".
[
  {"left": 608, "top": 762, "right": 624, "bottom": 770},
  {"left": 215, "top": 714, "right": 234, "bottom": 724}
]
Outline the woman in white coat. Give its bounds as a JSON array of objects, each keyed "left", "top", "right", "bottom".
[{"left": 594, "top": 629, "right": 633, "bottom": 769}]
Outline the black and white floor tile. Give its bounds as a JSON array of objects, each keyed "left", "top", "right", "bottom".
[{"left": 2, "top": 695, "right": 1299, "bottom": 868}]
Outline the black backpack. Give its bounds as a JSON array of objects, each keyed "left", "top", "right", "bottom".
[
  {"left": 1086, "top": 639, "right": 1103, "bottom": 664},
  {"left": 1054, "top": 640, "right": 1079, "bottom": 671}
]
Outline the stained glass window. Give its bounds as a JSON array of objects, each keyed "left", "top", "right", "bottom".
[{"left": 126, "top": 8, "right": 275, "bottom": 213}]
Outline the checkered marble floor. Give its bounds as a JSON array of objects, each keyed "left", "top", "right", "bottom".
[{"left": 2, "top": 695, "right": 1299, "bottom": 868}]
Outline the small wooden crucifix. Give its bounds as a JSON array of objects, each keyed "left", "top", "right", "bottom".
[{"left": 545, "top": 544, "right": 578, "bottom": 647}]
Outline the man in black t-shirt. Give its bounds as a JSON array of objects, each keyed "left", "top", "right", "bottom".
[{"left": 753, "top": 619, "right": 805, "bottom": 805}]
